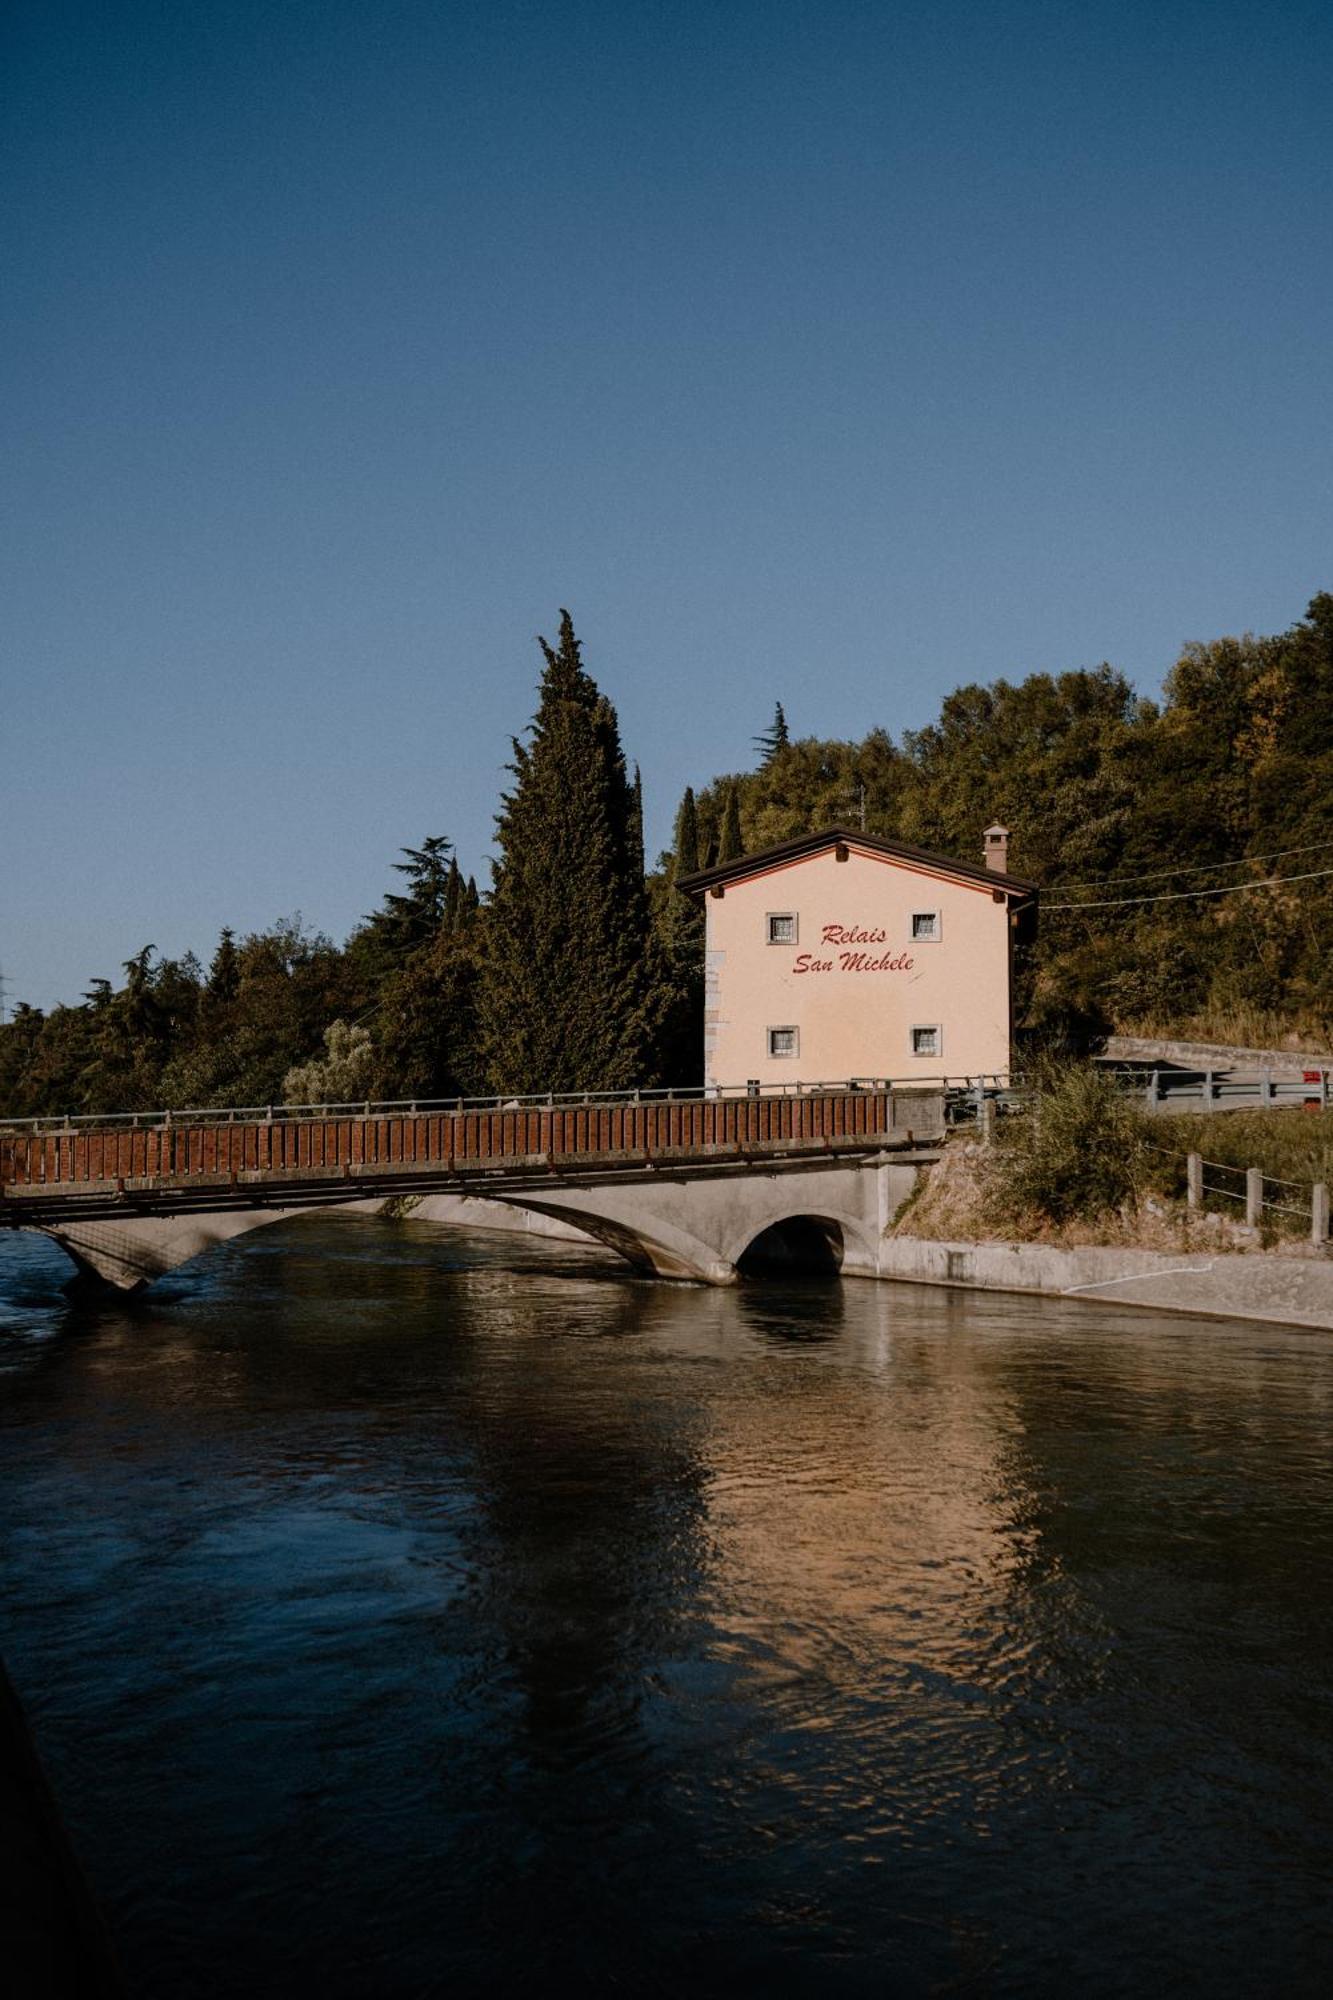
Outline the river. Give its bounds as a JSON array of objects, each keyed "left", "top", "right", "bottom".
[{"left": 2, "top": 1212, "right": 1332, "bottom": 1996}]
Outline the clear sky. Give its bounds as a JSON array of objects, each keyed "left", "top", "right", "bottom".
[{"left": 4, "top": 0, "right": 1331, "bottom": 1010}]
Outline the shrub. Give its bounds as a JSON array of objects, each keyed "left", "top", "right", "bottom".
[
  {"left": 282, "top": 1020, "right": 375, "bottom": 1107},
  {"left": 997, "top": 1060, "right": 1150, "bottom": 1226}
]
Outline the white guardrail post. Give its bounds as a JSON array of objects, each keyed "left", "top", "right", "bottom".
[{"left": 1314, "top": 1183, "right": 1330, "bottom": 1249}]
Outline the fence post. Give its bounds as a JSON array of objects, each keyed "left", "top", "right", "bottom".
[
  {"left": 979, "top": 1097, "right": 996, "bottom": 1145},
  {"left": 1205, "top": 1070, "right": 1215, "bottom": 1111},
  {"left": 1246, "top": 1166, "right": 1263, "bottom": 1228},
  {"left": 1262, "top": 1071, "right": 1275, "bottom": 1109},
  {"left": 1313, "top": 1183, "right": 1329, "bottom": 1249},
  {"left": 1187, "top": 1153, "right": 1203, "bottom": 1209}
]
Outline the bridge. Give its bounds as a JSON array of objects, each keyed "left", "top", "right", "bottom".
[{"left": 0, "top": 1081, "right": 962, "bottom": 1291}]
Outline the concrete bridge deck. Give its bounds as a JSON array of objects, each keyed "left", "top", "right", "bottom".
[{"left": 0, "top": 1082, "right": 954, "bottom": 1290}]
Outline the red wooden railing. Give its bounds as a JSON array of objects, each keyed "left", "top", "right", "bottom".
[{"left": 0, "top": 1087, "right": 943, "bottom": 1197}]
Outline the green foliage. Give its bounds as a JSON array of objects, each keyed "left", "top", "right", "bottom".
[
  {"left": 1152, "top": 1107, "right": 1333, "bottom": 1214},
  {"left": 352, "top": 835, "right": 457, "bottom": 984},
  {"left": 680, "top": 595, "right": 1333, "bottom": 1052},
  {"left": 754, "top": 702, "right": 790, "bottom": 765},
  {"left": 672, "top": 786, "right": 701, "bottom": 879},
  {"left": 479, "top": 610, "right": 655, "bottom": 1093},
  {"left": 693, "top": 728, "right": 905, "bottom": 858},
  {"left": 996, "top": 1061, "right": 1151, "bottom": 1224},
  {"left": 647, "top": 786, "right": 706, "bottom": 1085},
  {"left": 717, "top": 782, "right": 744, "bottom": 862},
  {"left": 283, "top": 1021, "right": 375, "bottom": 1106},
  {"left": 372, "top": 925, "right": 486, "bottom": 1101}
]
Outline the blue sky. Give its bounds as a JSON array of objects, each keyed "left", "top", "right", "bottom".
[{"left": 4, "top": 0, "right": 1330, "bottom": 1009}]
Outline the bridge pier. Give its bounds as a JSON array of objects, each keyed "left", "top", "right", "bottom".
[{"left": 43, "top": 1210, "right": 315, "bottom": 1290}]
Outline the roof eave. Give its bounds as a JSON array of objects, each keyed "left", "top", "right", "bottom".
[{"left": 676, "top": 826, "right": 1038, "bottom": 903}]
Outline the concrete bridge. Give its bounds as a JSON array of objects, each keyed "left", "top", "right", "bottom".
[{"left": 0, "top": 1083, "right": 953, "bottom": 1291}]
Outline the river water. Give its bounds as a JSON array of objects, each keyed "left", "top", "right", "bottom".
[{"left": 2, "top": 1213, "right": 1332, "bottom": 1997}]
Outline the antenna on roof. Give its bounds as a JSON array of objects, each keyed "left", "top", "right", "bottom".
[{"left": 838, "top": 783, "right": 867, "bottom": 833}]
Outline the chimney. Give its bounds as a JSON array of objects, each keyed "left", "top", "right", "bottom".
[{"left": 983, "top": 823, "right": 1010, "bottom": 873}]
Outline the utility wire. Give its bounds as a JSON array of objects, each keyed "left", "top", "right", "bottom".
[
  {"left": 1053, "top": 839, "right": 1331, "bottom": 893},
  {"left": 1046, "top": 864, "right": 1333, "bottom": 912}
]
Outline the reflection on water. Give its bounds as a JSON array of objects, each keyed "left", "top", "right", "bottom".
[{"left": 2, "top": 1212, "right": 1333, "bottom": 1996}]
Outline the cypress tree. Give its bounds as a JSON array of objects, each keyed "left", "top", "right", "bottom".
[
  {"left": 718, "top": 781, "right": 744, "bottom": 862},
  {"left": 651, "top": 784, "right": 706, "bottom": 1083},
  {"left": 208, "top": 928, "right": 239, "bottom": 1004},
  {"left": 481, "top": 611, "right": 653, "bottom": 1093},
  {"left": 673, "top": 785, "right": 700, "bottom": 877},
  {"left": 660, "top": 785, "right": 706, "bottom": 964},
  {"left": 629, "top": 764, "right": 645, "bottom": 881}
]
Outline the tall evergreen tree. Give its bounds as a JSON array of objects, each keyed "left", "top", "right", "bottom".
[
  {"left": 366, "top": 836, "right": 455, "bottom": 960},
  {"left": 651, "top": 785, "right": 706, "bottom": 1083},
  {"left": 480, "top": 611, "right": 654, "bottom": 1092},
  {"left": 673, "top": 786, "right": 701, "bottom": 878},
  {"left": 754, "top": 702, "right": 790, "bottom": 764},
  {"left": 629, "top": 764, "right": 645, "bottom": 881},
  {"left": 718, "top": 781, "right": 744, "bottom": 862},
  {"left": 208, "top": 928, "right": 239, "bottom": 1003}
]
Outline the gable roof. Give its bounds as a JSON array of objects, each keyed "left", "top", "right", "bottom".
[{"left": 676, "top": 825, "right": 1038, "bottom": 903}]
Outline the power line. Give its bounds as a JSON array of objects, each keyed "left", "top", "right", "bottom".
[
  {"left": 1046, "top": 864, "right": 1333, "bottom": 912},
  {"left": 1053, "top": 839, "right": 1332, "bottom": 893}
]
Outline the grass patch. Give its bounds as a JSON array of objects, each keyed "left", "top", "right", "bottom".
[
  {"left": 1148, "top": 1107, "right": 1333, "bottom": 1238},
  {"left": 1119, "top": 1004, "right": 1333, "bottom": 1055}
]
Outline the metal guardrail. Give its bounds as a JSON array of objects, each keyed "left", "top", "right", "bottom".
[{"left": 1110, "top": 1065, "right": 1332, "bottom": 1112}]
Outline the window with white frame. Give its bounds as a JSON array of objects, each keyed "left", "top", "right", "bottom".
[
  {"left": 767, "top": 912, "right": 797, "bottom": 944},
  {"left": 911, "top": 910, "right": 940, "bottom": 941},
  {"left": 911, "top": 1025, "right": 941, "bottom": 1058},
  {"left": 767, "top": 1025, "right": 799, "bottom": 1059}
]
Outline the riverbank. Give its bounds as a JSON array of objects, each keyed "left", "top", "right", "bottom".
[
  {"left": 885, "top": 1105, "right": 1333, "bottom": 1329},
  {"left": 880, "top": 1235, "right": 1333, "bottom": 1330}
]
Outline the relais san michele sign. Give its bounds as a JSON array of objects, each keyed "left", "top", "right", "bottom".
[{"left": 792, "top": 924, "right": 916, "bottom": 976}]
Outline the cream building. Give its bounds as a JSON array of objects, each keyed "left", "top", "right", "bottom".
[{"left": 680, "top": 826, "right": 1036, "bottom": 1088}]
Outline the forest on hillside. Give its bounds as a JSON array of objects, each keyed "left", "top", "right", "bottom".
[{"left": 3, "top": 593, "right": 1331, "bottom": 1118}]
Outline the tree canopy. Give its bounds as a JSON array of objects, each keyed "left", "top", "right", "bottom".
[{"left": 3, "top": 591, "right": 1331, "bottom": 1120}]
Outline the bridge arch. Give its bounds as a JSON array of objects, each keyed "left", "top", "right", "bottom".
[
  {"left": 735, "top": 1214, "right": 846, "bottom": 1277},
  {"left": 31, "top": 1157, "right": 920, "bottom": 1292}
]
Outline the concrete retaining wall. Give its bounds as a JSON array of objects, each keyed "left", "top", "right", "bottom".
[
  {"left": 879, "top": 1236, "right": 1333, "bottom": 1330},
  {"left": 1105, "top": 1034, "right": 1332, "bottom": 1075}
]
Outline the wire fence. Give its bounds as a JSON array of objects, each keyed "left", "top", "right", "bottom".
[{"left": 1142, "top": 1138, "right": 1329, "bottom": 1244}]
